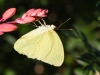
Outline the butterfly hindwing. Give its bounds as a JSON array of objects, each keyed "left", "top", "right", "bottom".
[{"left": 41, "top": 30, "right": 64, "bottom": 66}]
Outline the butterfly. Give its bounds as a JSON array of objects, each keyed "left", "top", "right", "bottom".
[{"left": 14, "top": 19, "right": 64, "bottom": 66}]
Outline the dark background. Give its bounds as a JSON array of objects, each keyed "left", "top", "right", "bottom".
[{"left": 0, "top": 0, "right": 100, "bottom": 75}]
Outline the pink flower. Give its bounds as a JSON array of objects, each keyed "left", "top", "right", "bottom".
[
  {"left": 0, "top": 8, "right": 48, "bottom": 35},
  {"left": 0, "top": 8, "right": 17, "bottom": 35},
  {"left": 15, "top": 8, "right": 48, "bottom": 24},
  {"left": 0, "top": 8, "right": 16, "bottom": 22}
]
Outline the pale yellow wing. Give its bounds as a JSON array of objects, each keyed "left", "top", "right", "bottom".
[
  {"left": 14, "top": 28, "right": 64, "bottom": 66},
  {"left": 41, "top": 30, "right": 64, "bottom": 66}
]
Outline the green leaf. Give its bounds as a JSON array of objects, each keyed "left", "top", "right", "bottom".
[
  {"left": 61, "top": 30, "right": 78, "bottom": 38},
  {"left": 97, "top": 16, "right": 100, "bottom": 20},
  {"left": 74, "top": 68, "right": 83, "bottom": 75},
  {"left": 93, "top": 64, "right": 100, "bottom": 72},
  {"left": 96, "top": 1, "right": 100, "bottom": 6},
  {"left": 83, "top": 65, "right": 94, "bottom": 75},
  {"left": 80, "top": 32, "right": 93, "bottom": 52},
  {"left": 61, "top": 26, "right": 81, "bottom": 38}
]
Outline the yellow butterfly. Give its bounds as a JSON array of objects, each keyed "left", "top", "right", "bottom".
[{"left": 14, "top": 19, "right": 64, "bottom": 66}]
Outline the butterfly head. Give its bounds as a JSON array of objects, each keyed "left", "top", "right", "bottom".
[{"left": 51, "top": 25, "right": 56, "bottom": 29}]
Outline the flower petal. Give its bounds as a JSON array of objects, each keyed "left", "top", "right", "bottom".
[
  {"left": 31, "top": 9, "right": 48, "bottom": 17},
  {"left": 0, "top": 23, "right": 17, "bottom": 32},
  {"left": 31, "top": 8, "right": 42, "bottom": 16},
  {"left": 0, "top": 32, "right": 4, "bottom": 35},
  {"left": 39, "top": 9, "right": 48, "bottom": 17},
  {"left": 15, "top": 17, "right": 36, "bottom": 24},
  {"left": 2, "top": 8, "right": 16, "bottom": 21},
  {"left": 22, "top": 9, "right": 35, "bottom": 18}
]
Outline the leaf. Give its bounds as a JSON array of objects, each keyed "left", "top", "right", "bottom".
[
  {"left": 94, "top": 49, "right": 100, "bottom": 57},
  {"left": 94, "top": 64, "right": 100, "bottom": 72},
  {"left": 97, "top": 16, "right": 100, "bottom": 20},
  {"left": 74, "top": 68, "right": 83, "bottom": 75},
  {"left": 61, "top": 30, "right": 78, "bottom": 38},
  {"left": 83, "top": 65, "right": 95, "bottom": 75},
  {"left": 96, "top": 1, "right": 100, "bottom": 6},
  {"left": 61, "top": 26, "right": 81, "bottom": 38},
  {"left": 77, "top": 56, "right": 91, "bottom": 64},
  {"left": 80, "top": 32, "right": 93, "bottom": 52}
]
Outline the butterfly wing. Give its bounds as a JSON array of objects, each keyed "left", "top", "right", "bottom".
[
  {"left": 42, "top": 30, "right": 64, "bottom": 66},
  {"left": 14, "top": 28, "right": 64, "bottom": 66}
]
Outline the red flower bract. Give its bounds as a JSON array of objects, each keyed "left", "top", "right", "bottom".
[
  {"left": 0, "top": 8, "right": 16, "bottom": 22},
  {"left": 15, "top": 17, "right": 35, "bottom": 24},
  {"left": 0, "top": 8, "right": 17, "bottom": 35},
  {"left": 14, "top": 8, "right": 48, "bottom": 24},
  {"left": 22, "top": 9, "right": 35, "bottom": 18},
  {"left": 0, "top": 32, "right": 4, "bottom": 35},
  {"left": 31, "top": 9, "right": 48, "bottom": 17},
  {"left": 0, "top": 23, "right": 17, "bottom": 32},
  {"left": 0, "top": 8, "right": 48, "bottom": 35}
]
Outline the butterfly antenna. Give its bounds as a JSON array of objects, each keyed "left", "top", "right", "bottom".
[{"left": 57, "top": 18, "right": 71, "bottom": 29}]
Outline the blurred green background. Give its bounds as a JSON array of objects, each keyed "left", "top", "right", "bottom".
[{"left": 1, "top": 0, "right": 100, "bottom": 75}]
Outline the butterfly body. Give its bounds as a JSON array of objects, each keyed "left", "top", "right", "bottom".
[{"left": 14, "top": 24, "right": 64, "bottom": 66}]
